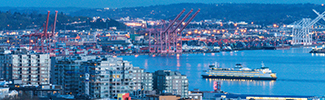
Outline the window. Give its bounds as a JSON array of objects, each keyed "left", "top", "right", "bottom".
[{"left": 22, "top": 75, "right": 28, "bottom": 78}]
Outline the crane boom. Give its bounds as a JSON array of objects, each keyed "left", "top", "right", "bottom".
[
  {"left": 42, "top": 11, "right": 50, "bottom": 53},
  {"left": 171, "top": 9, "right": 193, "bottom": 33},
  {"left": 313, "top": 9, "right": 325, "bottom": 22},
  {"left": 52, "top": 11, "right": 58, "bottom": 35},
  {"left": 178, "top": 9, "right": 200, "bottom": 33},
  {"left": 163, "top": 9, "right": 186, "bottom": 33},
  {"left": 307, "top": 10, "right": 325, "bottom": 28}
]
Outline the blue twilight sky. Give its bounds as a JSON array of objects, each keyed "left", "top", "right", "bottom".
[{"left": 0, "top": 0, "right": 323, "bottom": 8}]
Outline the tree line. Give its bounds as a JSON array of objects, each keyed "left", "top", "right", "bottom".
[{"left": 0, "top": 11, "right": 126, "bottom": 30}]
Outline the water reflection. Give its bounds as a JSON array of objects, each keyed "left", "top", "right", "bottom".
[
  {"left": 303, "top": 47, "right": 310, "bottom": 53},
  {"left": 205, "top": 78, "right": 275, "bottom": 88},
  {"left": 290, "top": 47, "right": 312, "bottom": 53},
  {"left": 197, "top": 63, "right": 202, "bottom": 71},
  {"left": 177, "top": 56, "right": 180, "bottom": 70},
  {"left": 177, "top": 59, "right": 181, "bottom": 67},
  {"left": 312, "top": 53, "right": 325, "bottom": 56},
  {"left": 221, "top": 52, "right": 226, "bottom": 56},
  {"left": 144, "top": 59, "right": 148, "bottom": 69},
  {"left": 186, "top": 63, "right": 191, "bottom": 70}
]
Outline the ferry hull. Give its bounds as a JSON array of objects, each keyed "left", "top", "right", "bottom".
[{"left": 202, "top": 75, "right": 277, "bottom": 80}]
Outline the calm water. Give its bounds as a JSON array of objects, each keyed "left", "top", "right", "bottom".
[{"left": 121, "top": 47, "right": 325, "bottom": 96}]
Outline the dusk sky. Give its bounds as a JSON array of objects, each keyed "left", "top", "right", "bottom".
[{"left": 0, "top": 0, "right": 323, "bottom": 8}]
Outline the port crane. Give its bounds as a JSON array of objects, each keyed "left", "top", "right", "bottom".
[
  {"left": 291, "top": 9, "right": 325, "bottom": 45},
  {"left": 22, "top": 11, "right": 58, "bottom": 54},
  {"left": 148, "top": 9, "right": 200, "bottom": 54}
]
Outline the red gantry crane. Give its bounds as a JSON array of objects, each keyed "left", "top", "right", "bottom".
[
  {"left": 22, "top": 11, "right": 58, "bottom": 55},
  {"left": 148, "top": 9, "right": 200, "bottom": 54}
]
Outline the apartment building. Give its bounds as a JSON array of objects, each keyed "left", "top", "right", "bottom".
[
  {"left": 132, "top": 67, "right": 155, "bottom": 97},
  {"left": 52, "top": 55, "right": 135, "bottom": 99},
  {"left": 153, "top": 70, "right": 189, "bottom": 98},
  {"left": 51, "top": 56, "right": 85, "bottom": 95},
  {"left": 0, "top": 48, "right": 50, "bottom": 85}
]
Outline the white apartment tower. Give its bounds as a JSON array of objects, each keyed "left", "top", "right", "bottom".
[{"left": 0, "top": 48, "right": 50, "bottom": 85}]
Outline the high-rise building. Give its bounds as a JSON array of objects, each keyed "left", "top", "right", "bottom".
[
  {"left": 51, "top": 56, "right": 85, "bottom": 95},
  {"left": 0, "top": 48, "right": 50, "bottom": 85},
  {"left": 153, "top": 70, "right": 189, "bottom": 98},
  {"left": 80, "top": 56, "right": 134, "bottom": 98},
  {"left": 51, "top": 55, "right": 136, "bottom": 99},
  {"left": 132, "top": 67, "right": 155, "bottom": 97}
]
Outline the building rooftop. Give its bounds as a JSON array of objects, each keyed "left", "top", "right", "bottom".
[
  {"left": 146, "top": 93, "right": 181, "bottom": 97},
  {"left": 155, "top": 70, "right": 185, "bottom": 76}
]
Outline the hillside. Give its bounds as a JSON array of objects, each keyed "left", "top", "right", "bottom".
[
  {"left": 0, "top": 7, "right": 85, "bottom": 15},
  {"left": 0, "top": 11, "right": 126, "bottom": 30},
  {"left": 70, "top": 3, "right": 325, "bottom": 25}
]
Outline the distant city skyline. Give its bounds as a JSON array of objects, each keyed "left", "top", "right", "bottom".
[{"left": 0, "top": 0, "right": 323, "bottom": 8}]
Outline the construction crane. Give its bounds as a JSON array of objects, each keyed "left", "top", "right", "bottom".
[{"left": 291, "top": 9, "right": 325, "bottom": 45}]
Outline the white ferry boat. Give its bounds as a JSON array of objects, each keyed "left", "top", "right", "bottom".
[{"left": 201, "top": 62, "right": 277, "bottom": 80}]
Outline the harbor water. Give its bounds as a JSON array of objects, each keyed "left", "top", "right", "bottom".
[{"left": 122, "top": 47, "right": 325, "bottom": 96}]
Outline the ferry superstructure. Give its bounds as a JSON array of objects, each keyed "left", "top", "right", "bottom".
[{"left": 201, "top": 63, "right": 277, "bottom": 80}]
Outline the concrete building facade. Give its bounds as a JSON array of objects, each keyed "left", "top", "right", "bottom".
[
  {"left": 153, "top": 70, "right": 189, "bottom": 98},
  {"left": 132, "top": 67, "right": 155, "bottom": 98},
  {"left": 0, "top": 49, "right": 50, "bottom": 85},
  {"left": 80, "top": 56, "right": 134, "bottom": 98},
  {"left": 51, "top": 56, "right": 84, "bottom": 95},
  {"left": 51, "top": 55, "right": 137, "bottom": 99}
]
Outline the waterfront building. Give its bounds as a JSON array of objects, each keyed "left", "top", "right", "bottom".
[
  {"left": 0, "top": 48, "right": 50, "bottom": 85},
  {"left": 153, "top": 70, "right": 189, "bottom": 98}
]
